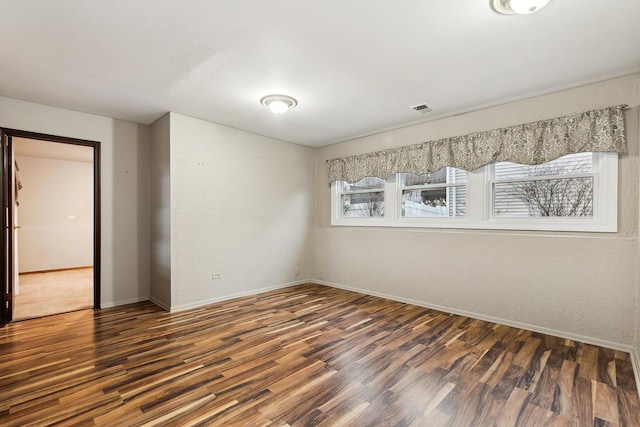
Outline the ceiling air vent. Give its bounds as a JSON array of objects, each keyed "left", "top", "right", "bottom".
[{"left": 410, "top": 103, "right": 433, "bottom": 114}]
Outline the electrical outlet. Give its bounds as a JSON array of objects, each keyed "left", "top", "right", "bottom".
[
  {"left": 212, "top": 272, "right": 222, "bottom": 279},
  {"left": 295, "top": 267, "right": 300, "bottom": 276}
]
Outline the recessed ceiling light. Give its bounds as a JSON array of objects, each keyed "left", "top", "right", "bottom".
[
  {"left": 492, "top": 0, "right": 552, "bottom": 15},
  {"left": 260, "top": 94, "right": 298, "bottom": 115}
]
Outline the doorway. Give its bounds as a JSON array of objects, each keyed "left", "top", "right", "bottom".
[{"left": 1, "top": 129, "right": 100, "bottom": 325}]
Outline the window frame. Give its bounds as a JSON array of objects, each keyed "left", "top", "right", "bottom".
[
  {"left": 338, "top": 178, "right": 386, "bottom": 219},
  {"left": 485, "top": 152, "right": 617, "bottom": 232},
  {"left": 330, "top": 152, "right": 618, "bottom": 232},
  {"left": 400, "top": 168, "right": 467, "bottom": 219}
]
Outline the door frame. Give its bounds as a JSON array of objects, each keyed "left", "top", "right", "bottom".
[{"left": 0, "top": 128, "right": 101, "bottom": 325}]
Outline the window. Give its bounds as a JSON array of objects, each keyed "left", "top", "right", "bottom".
[
  {"left": 331, "top": 152, "right": 617, "bottom": 232},
  {"left": 401, "top": 168, "right": 467, "bottom": 218},
  {"left": 492, "top": 153, "right": 594, "bottom": 218},
  {"left": 339, "top": 177, "right": 385, "bottom": 217}
]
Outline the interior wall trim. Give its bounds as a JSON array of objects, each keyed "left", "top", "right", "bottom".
[
  {"left": 149, "top": 296, "right": 170, "bottom": 311},
  {"left": 166, "top": 279, "right": 309, "bottom": 313},
  {"left": 100, "top": 296, "right": 149, "bottom": 309},
  {"left": 632, "top": 349, "right": 640, "bottom": 402}
]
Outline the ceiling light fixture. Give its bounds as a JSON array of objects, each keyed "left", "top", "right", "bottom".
[
  {"left": 260, "top": 94, "right": 298, "bottom": 115},
  {"left": 492, "top": 0, "right": 552, "bottom": 15}
]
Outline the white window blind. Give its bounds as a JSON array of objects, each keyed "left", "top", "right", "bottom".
[{"left": 493, "top": 153, "right": 594, "bottom": 218}]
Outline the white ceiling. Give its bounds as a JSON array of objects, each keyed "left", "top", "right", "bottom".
[
  {"left": 13, "top": 138, "right": 93, "bottom": 163},
  {"left": 0, "top": 1, "right": 639, "bottom": 147}
]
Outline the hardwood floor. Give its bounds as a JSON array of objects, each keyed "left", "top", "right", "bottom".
[{"left": 0, "top": 283, "right": 638, "bottom": 426}]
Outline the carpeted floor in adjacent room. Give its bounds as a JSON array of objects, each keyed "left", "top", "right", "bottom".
[{"left": 13, "top": 267, "right": 93, "bottom": 321}]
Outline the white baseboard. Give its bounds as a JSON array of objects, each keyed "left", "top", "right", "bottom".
[
  {"left": 631, "top": 348, "right": 640, "bottom": 402},
  {"left": 100, "top": 296, "right": 149, "bottom": 309},
  {"left": 149, "top": 296, "right": 170, "bottom": 311},
  {"left": 168, "top": 279, "right": 309, "bottom": 313},
  {"left": 314, "top": 279, "right": 636, "bottom": 354}
]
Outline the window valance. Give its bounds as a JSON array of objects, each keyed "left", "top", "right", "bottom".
[{"left": 327, "top": 105, "right": 627, "bottom": 183}]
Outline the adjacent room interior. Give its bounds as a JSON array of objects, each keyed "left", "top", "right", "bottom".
[
  {"left": 0, "top": 0, "right": 639, "bottom": 425},
  {"left": 12, "top": 138, "right": 94, "bottom": 320}
]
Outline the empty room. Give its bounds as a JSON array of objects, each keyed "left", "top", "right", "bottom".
[{"left": 1, "top": 1, "right": 639, "bottom": 426}]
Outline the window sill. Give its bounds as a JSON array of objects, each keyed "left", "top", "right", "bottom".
[{"left": 330, "top": 217, "right": 617, "bottom": 233}]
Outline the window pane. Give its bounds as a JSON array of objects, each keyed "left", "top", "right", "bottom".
[
  {"left": 495, "top": 152, "right": 592, "bottom": 181},
  {"left": 341, "top": 192, "right": 384, "bottom": 217},
  {"left": 402, "top": 186, "right": 466, "bottom": 217},
  {"left": 404, "top": 167, "right": 467, "bottom": 186},
  {"left": 493, "top": 176, "right": 593, "bottom": 217},
  {"left": 339, "top": 177, "right": 385, "bottom": 192}
]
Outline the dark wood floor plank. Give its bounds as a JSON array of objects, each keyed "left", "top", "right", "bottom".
[
  {"left": 594, "top": 381, "right": 620, "bottom": 425},
  {"left": 0, "top": 283, "right": 637, "bottom": 426},
  {"left": 491, "top": 363, "right": 527, "bottom": 401},
  {"left": 530, "top": 364, "right": 561, "bottom": 410},
  {"left": 617, "top": 388, "right": 640, "bottom": 427},
  {"left": 571, "top": 376, "right": 594, "bottom": 426},
  {"left": 554, "top": 359, "right": 578, "bottom": 417},
  {"left": 495, "top": 386, "right": 531, "bottom": 426},
  {"left": 577, "top": 344, "right": 600, "bottom": 381}
]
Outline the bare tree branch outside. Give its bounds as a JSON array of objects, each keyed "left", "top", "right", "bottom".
[
  {"left": 343, "top": 192, "right": 384, "bottom": 217},
  {"left": 342, "top": 177, "right": 384, "bottom": 217},
  {"left": 497, "top": 157, "right": 593, "bottom": 217}
]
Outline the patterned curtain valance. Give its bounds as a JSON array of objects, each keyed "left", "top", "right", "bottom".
[{"left": 327, "top": 105, "right": 627, "bottom": 183}]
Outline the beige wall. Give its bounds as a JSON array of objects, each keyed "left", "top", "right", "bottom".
[
  {"left": 0, "top": 96, "right": 150, "bottom": 307},
  {"left": 149, "top": 113, "right": 171, "bottom": 308},
  {"left": 168, "top": 113, "right": 316, "bottom": 311},
  {"left": 313, "top": 74, "right": 640, "bottom": 349},
  {"left": 16, "top": 155, "right": 93, "bottom": 272},
  {"left": 636, "top": 104, "right": 640, "bottom": 370}
]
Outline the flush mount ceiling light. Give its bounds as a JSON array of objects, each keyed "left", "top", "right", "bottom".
[
  {"left": 260, "top": 94, "right": 298, "bottom": 115},
  {"left": 492, "top": 0, "right": 552, "bottom": 15}
]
